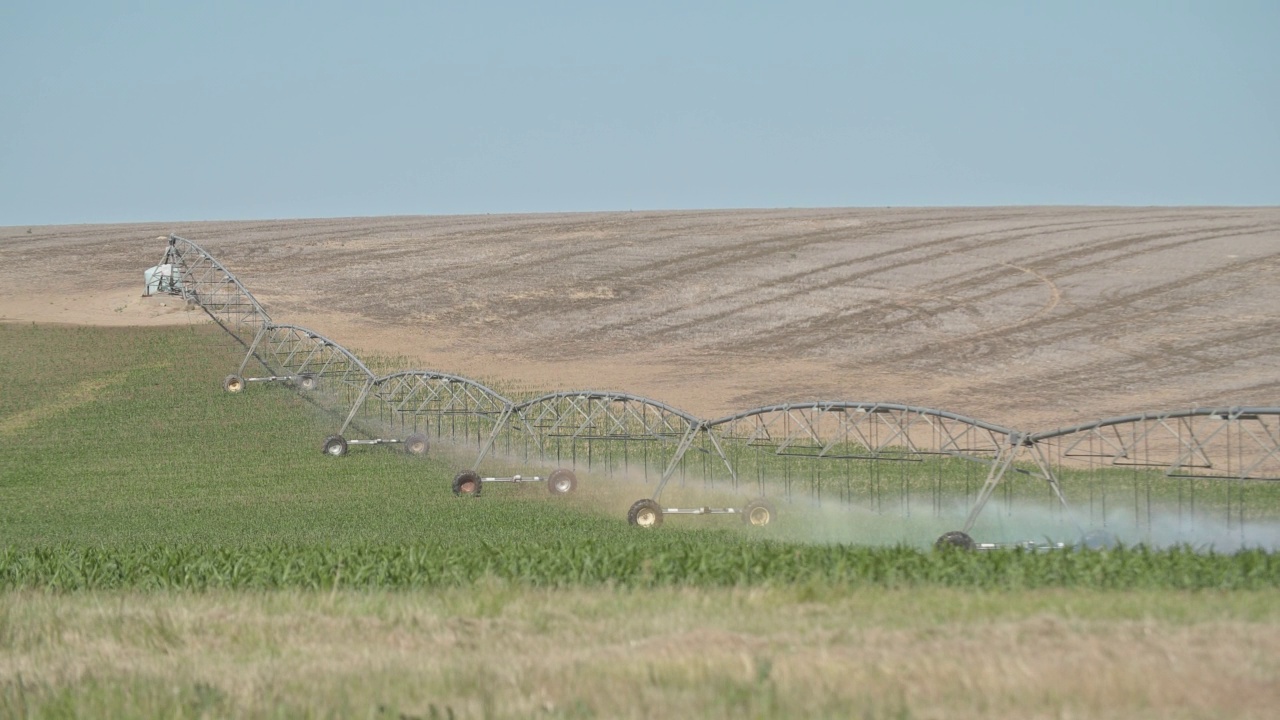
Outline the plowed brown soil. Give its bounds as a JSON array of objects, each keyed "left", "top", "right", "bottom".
[{"left": 3, "top": 206, "right": 1278, "bottom": 430}]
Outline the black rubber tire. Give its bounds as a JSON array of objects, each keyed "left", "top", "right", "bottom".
[
  {"left": 547, "top": 468, "right": 578, "bottom": 495},
  {"left": 298, "top": 374, "right": 318, "bottom": 391},
  {"left": 321, "top": 435, "right": 348, "bottom": 457},
  {"left": 404, "top": 433, "right": 429, "bottom": 456},
  {"left": 452, "top": 470, "right": 482, "bottom": 497},
  {"left": 935, "top": 530, "right": 976, "bottom": 551},
  {"left": 1080, "top": 528, "right": 1118, "bottom": 550},
  {"left": 741, "top": 498, "right": 777, "bottom": 527},
  {"left": 627, "top": 498, "right": 663, "bottom": 528},
  {"left": 223, "top": 374, "right": 245, "bottom": 393}
]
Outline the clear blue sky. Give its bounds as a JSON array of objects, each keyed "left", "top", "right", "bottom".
[{"left": 2, "top": 1, "right": 1277, "bottom": 225}]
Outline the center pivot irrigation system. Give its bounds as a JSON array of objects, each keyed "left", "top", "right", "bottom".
[{"left": 146, "top": 235, "right": 1280, "bottom": 549}]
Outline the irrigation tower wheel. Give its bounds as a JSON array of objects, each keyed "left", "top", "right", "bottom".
[
  {"left": 627, "top": 498, "right": 663, "bottom": 528},
  {"left": 321, "top": 435, "right": 348, "bottom": 457},
  {"left": 452, "top": 470, "right": 482, "bottom": 497},
  {"left": 741, "top": 498, "right": 777, "bottom": 527},
  {"left": 298, "top": 374, "right": 319, "bottom": 391},
  {"left": 547, "top": 469, "right": 578, "bottom": 495},
  {"left": 404, "top": 433, "right": 430, "bottom": 456},
  {"left": 934, "top": 530, "right": 976, "bottom": 551},
  {"left": 1080, "top": 528, "right": 1118, "bottom": 550},
  {"left": 223, "top": 374, "right": 245, "bottom": 393}
]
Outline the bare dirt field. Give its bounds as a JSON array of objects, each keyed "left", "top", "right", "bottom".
[{"left": 2, "top": 206, "right": 1278, "bottom": 431}]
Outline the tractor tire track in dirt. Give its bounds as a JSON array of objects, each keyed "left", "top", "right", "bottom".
[{"left": 2, "top": 207, "right": 1277, "bottom": 429}]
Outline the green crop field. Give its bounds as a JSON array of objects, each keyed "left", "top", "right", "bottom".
[{"left": 3, "top": 321, "right": 1280, "bottom": 718}]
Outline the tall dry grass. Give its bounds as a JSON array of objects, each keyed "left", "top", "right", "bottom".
[{"left": 3, "top": 586, "right": 1278, "bottom": 719}]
